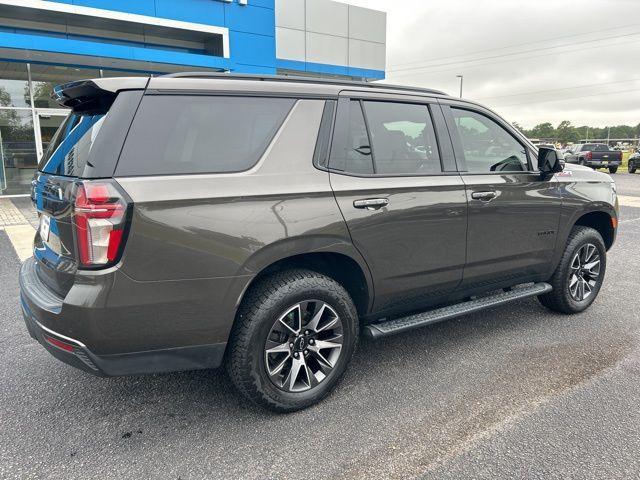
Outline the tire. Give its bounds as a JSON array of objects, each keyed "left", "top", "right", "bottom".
[
  {"left": 609, "top": 166, "right": 618, "bottom": 174},
  {"left": 538, "top": 226, "right": 606, "bottom": 314},
  {"left": 226, "top": 269, "right": 359, "bottom": 412},
  {"left": 629, "top": 161, "right": 637, "bottom": 174}
]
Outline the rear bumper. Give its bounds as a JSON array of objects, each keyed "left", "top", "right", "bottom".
[
  {"left": 19, "top": 258, "right": 227, "bottom": 376},
  {"left": 585, "top": 160, "right": 621, "bottom": 167}
]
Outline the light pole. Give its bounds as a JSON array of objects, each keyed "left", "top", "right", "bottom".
[{"left": 456, "top": 75, "right": 464, "bottom": 98}]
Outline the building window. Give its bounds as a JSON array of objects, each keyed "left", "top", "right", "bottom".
[
  {"left": 0, "top": 109, "right": 37, "bottom": 195},
  {"left": 0, "top": 62, "right": 30, "bottom": 109}
]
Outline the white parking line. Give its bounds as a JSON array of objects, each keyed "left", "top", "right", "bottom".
[
  {"left": 618, "top": 195, "right": 640, "bottom": 208},
  {"left": 3, "top": 224, "right": 35, "bottom": 262}
]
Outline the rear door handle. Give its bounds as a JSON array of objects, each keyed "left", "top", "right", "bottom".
[
  {"left": 353, "top": 198, "right": 389, "bottom": 210},
  {"left": 471, "top": 191, "right": 497, "bottom": 201}
]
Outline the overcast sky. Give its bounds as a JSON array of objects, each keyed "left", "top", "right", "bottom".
[{"left": 343, "top": 0, "right": 640, "bottom": 129}]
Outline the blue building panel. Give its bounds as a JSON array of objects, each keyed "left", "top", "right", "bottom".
[
  {"left": 53, "top": 0, "right": 157, "bottom": 16},
  {"left": 229, "top": 30, "right": 275, "bottom": 71},
  {"left": 154, "top": 0, "right": 226, "bottom": 25},
  {"left": 0, "top": 31, "right": 231, "bottom": 71},
  {"left": 1, "top": 0, "right": 383, "bottom": 79},
  {"left": 224, "top": 3, "right": 275, "bottom": 37}
]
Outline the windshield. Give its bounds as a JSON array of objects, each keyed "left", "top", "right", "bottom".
[{"left": 38, "top": 113, "right": 106, "bottom": 177}]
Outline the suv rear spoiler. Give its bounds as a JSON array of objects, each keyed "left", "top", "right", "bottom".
[{"left": 52, "top": 77, "right": 150, "bottom": 115}]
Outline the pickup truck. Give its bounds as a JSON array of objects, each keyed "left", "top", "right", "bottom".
[{"left": 564, "top": 143, "right": 622, "bottom": 173}]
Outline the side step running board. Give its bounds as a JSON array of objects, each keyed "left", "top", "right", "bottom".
[{"left": 364, "top": 282, "right": 552, "bottom": 339}]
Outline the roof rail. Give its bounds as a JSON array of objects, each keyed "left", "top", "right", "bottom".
[{"left": 160, "top": 71, "right": 447, "bottom": 96}]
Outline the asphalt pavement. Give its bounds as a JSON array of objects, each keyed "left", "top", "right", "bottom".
[{"left": 1, "top": 174, "right": 640, "bottom": 479}]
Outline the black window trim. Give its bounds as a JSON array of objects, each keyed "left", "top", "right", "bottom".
[
  {"left": 313, "top": 100, "right": 337, "bottom": 169},
  {"left": 444, "top": 104, "right": 537, "bottom": 175},
  {"left": 325, "top": 96, "right": 448, "bottom": 178}
]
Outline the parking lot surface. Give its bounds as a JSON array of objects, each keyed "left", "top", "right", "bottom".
[{"left": 1, "top": 174, "right": 639, "bottom": 479}]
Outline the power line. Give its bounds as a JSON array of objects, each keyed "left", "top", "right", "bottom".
[
  {"left": 492, "top": 87, "right": 640, "bottom": 108},
  {"left": 387, "top": 30, "right": 640, "bottom": 74},
  {"left": 387, "top": 22, "right": 640, "bottom": 69},
  {"left": 476, "top": 78, "right": 640, "bottom": 101},
  {"left": 386, "top": 37, "right": 640, "bottom": 79}
]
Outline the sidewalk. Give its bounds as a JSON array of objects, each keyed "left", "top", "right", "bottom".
[{"left": 0, "top": 198, "right": 36, "bottom": 262}]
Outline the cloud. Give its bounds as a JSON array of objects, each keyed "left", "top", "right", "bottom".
[{"left": 343, "top": 0, "right": 640, "bottom": 129}]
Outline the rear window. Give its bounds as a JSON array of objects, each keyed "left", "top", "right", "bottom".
[
  {"left": 116, "top": 95, "right": 295, "bottom": 176},
  {"left": 39, "top": 113, "right": 106, "bottom": 176}
]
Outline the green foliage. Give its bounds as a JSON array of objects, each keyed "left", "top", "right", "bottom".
[{"left": 519, "top": 120, "right": 640, "bottom": 144}]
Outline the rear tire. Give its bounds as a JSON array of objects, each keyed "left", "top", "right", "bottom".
[
  {"left": 539, "top": 226, "right": 606, "bottom": 314},
  {"left": 609, "top": 166, "right": 618, "bottom": 174},
  {"left": 226, "top": 269, "right": 358, "bottom": 412}
]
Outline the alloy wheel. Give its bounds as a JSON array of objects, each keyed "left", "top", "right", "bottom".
[
  {"left": 568, "top": 243, "right": 601, "bottom": 302},
  {"left": 264, "top": 300, "right": 344, "bottom": 393}
]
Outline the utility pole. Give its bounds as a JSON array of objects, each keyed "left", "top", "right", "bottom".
[
  {"left": 607, "top": 126, "right": 611, "bottom": 146},
  {"left": 585, "top": 126, "right": 589, "bottom": 141},
  {"left": 456, "top": 75, "right": 463, "bottom": 98}
]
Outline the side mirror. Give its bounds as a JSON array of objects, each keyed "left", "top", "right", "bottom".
[{"left": 538, "top": 147, "right": 564, "bottom": 175}]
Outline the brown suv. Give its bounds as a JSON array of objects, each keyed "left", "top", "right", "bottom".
[{"left": 20, "top": 74, "right": 619, "bottom": 411}]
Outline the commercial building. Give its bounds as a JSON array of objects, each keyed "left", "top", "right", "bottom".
[{"left": 0, "top": 0, "right": 386, "bottom": 195}]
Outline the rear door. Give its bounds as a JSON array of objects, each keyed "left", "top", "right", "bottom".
[
  {"left": 441, "top": 101, "right": 562, "bottom": 290},
  {"left": 327, "top": 92, "right": 467, "bottom": 315}
]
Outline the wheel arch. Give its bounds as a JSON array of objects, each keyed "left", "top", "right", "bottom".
[
  {"left": 236, "top": 242, "right": 375, "bottom": 321},
  {"left": 573, "top": 210, "right": 616, "bottom": 250}
]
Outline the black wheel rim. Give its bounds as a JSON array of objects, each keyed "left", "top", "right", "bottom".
[
  {"left": 264, "top": 300, "right": 344, "bottom": 393},
  {"left": 568, "top": 243, "right": 601, "bottom": 302}
]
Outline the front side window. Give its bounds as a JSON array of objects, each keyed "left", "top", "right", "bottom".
[
  {"left": 451, "top": 108, "right": 528, "bottom": 173},
  {"left": 363, "top": 101, "right": 441, "bottom": 175},
  {"left": 116, "top": 96, "right": 295, "bottom": 176}
]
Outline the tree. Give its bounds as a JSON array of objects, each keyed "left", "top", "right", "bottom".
[
  {"left": 556, "top": 120, "right": 579, "bottom": 144},
  {"left": 530, "top": 122, "right": 555, "bottom": 139}
]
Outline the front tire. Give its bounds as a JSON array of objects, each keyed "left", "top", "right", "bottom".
[
  {"left": 226, "top": 269, "right": 358, "bottom": 412},
  {"left": 629, "top": 161, "right": 637, "bottom": 174},
  {"left": 539, "top": 226, "right": 606, "bottom": 314}
]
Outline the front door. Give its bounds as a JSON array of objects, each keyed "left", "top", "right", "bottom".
[
  {"left": 441, "top": 102, "right": 562, "bottom": 290},
  {"left": 328, "top": 95, "right": 468, "bottom": 315}
]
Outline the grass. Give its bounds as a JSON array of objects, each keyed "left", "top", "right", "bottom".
[{"left": 620, "top": 152, "right": 631, "bottom": 173}]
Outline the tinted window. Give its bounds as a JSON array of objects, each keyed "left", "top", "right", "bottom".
[
  {"left": 592, "top": 144, "right": 609, "bottom": 152},
  {"left": 451, "top": 108, "right": 528, "bottom": 173},
  {"left": 117, "top": 96, "right": 295, "bottom": 176},
  {"left": 39, "top": 113, "right": 106, "bottom": 177},
  {"left": 363, "top": 101, "right": 441, "bottom": 175},
  {"left": 329, "top": 100, "right": 374, "bottom": 174}
]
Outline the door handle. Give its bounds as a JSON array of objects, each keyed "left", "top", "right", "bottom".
[
  {"left": 353, "top": 198, "right": 389, "bottom": 210},
  {"left": 471, "top": 191, "right": 497, "bottom": 201}
]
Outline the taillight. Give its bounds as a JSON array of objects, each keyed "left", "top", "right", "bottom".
[
  {"left": 586, "top": 151, "right": 592, "bottom": 160},
  {"left": 73, "top": 180, "right": 129, "bottom": 268}
]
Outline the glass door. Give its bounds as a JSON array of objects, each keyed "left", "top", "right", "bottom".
[{"left": 0, "top": 110, "right": 37, "bottom": 195}]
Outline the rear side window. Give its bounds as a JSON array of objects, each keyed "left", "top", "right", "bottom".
[
  {"left": 39, "top": 113, "right": 106, "bottom": 176},
  {"left": 329, "top": 100, "right": 374, "bottom": 174},
  {"left": 329, "top": 99, "right": 442, "bottom": 176},
  {"left": 362, "top": 101, "right": 441, "bottom": 175},
  {"left": 116, "top": 96, "right": 295, "bottom": 176}
]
